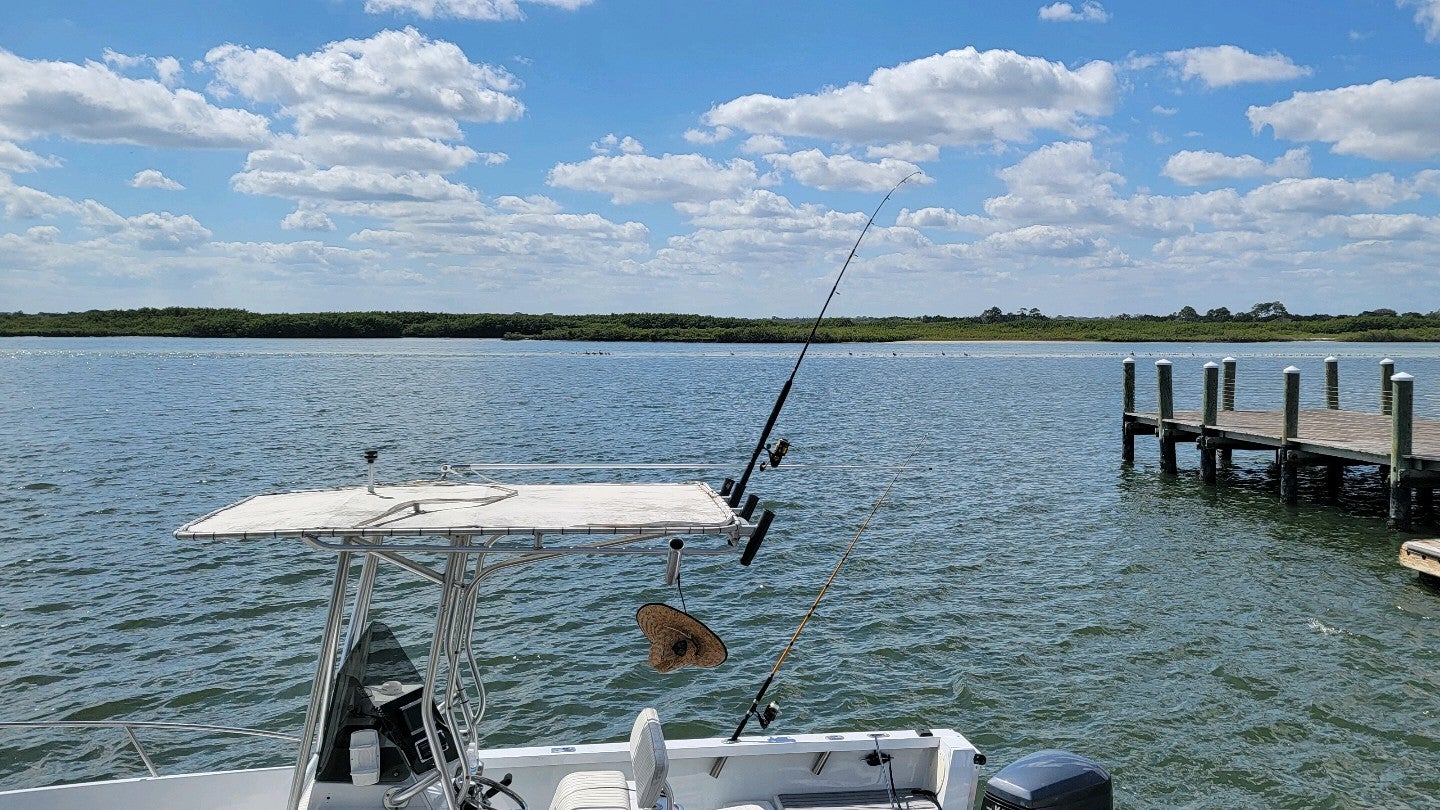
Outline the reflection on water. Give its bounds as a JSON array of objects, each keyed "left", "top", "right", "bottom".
[{"left": 0, "top": 339, "right": 1437, "bottom": 807}]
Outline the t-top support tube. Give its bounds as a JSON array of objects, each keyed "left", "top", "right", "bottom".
[{"left": 287, "top": 551, "right": 354, "bottom": 810}]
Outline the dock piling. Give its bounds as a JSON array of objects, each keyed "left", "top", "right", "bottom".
[
  {"left": 1220, "top": 357, "right": 1236, "bottom": 465},
  {"left": 1281, "top": 366, "right": 1300, "bottom": 504},
  {"left": 1381, "top": 358, "right": 1395, "bottom": 415},
  {"left": 1323, "top": 357, "right": 1343, "bottom": 497},
  {"left": 1122, "top": 357, "right": 1136, "bottom": 463},
  {"left": 1158, "top": 360, "right": 1176, "bottom": 475},
  {"left": 1200, "top": 362, "right": 1219, "bottom": 484},
  {"left": 1325, "top": 356, "right": 1339, "bottom": 409},
  {"left": 1390, "top": 372, "right": 1414, "bottom": 530},
  {"left": 1123, "top": 358, "right": 1436, "bottom": 537}
]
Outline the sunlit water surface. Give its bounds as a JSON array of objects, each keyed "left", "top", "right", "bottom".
[{"left": 1, "top": 339, "right": 1437, "bottom": 808}]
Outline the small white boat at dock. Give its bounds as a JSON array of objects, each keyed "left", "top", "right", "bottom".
[{"left": 1, "top": 458, "right": 1110, "bottom": 810}]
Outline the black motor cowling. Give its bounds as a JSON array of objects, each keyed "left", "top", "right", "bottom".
[{"left": 981, "top": 749, "right": 1112, "bottom": 810}]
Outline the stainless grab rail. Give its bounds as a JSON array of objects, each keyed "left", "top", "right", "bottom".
[{"left": 0, "top": 720, "right": 299, "bottom": 778}]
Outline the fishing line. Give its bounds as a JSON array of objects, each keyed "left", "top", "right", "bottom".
[
  {"left": 726, "top": 171, "right": 921, "bottom": 508},
  {"left": 727, "top": 453, "right": 915, "bottom": 742}
]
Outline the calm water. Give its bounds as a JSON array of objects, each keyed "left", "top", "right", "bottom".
[{"left": 1, "top": 339, "right": 1438, "bottom": 808}]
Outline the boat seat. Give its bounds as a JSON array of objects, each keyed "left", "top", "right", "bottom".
[{"left": 549, "top": 708, "right": 674, "bottom": 810}]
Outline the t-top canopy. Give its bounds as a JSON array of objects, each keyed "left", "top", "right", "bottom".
[{"left": 176, "top": 481, "right": 743, "bottom": 540}]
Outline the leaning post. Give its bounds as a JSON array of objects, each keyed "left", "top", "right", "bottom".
[
  {"left": 1220, "top": 357, "right": 1236, "bottom": 465},
  {"left": 1281, "top": 366, "right": 1301, "bottom": 504},
  {"left": 1122, "top": 357, "right": 1136, "bottom": 463},
  {"left": 1390, "top": 372, "right": 1415, "bottom": 530},
  {"left": 1199, "top": 362, "right": 1219, "bottom": 484},
  {"left": 1380, "top": 358, "right": 1395, "bottom": 415},
  {"left": 1157, "top": 359, "right": 1176, "bottom": 475},
  {"left": 1325, "top": 356, "right": 1339, "bottom": 409}
]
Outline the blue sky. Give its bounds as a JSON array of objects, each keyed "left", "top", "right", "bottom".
[{"left": 4, "top": 0, "right": 1440, "bottom": 317}]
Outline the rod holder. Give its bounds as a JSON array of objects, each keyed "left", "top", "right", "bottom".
[
  {"left": 364, "top": 449, "right": 379, "bottom": 494},
  {"left": 739, "top": 493, "right": 760, "bottom": 520},
  {"left": 740, "top": 510, "right": 775, "bottom": 566},
  {"left": 664, "top": 538, "right": 683, "bottom": 586}
]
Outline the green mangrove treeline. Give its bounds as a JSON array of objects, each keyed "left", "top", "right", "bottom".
[{"left": 4, "top": 304, "right": 1440, "bottom": 342}]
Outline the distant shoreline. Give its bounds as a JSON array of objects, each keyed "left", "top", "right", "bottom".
[{"left": 2, "top": 307, "right": 1438, "bottom": 343}]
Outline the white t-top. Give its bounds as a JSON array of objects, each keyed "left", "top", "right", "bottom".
[{"left": 176, "top": 481, "right": 741, "bottom": 540}]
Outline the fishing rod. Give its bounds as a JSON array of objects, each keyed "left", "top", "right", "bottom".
[
  {"left": 728, "top": 457, "right": 913, "bottom": 741},
  {"left": 725, "top": 171, "right": 921, "bottom": 508}
]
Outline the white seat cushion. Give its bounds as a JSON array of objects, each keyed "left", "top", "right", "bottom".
[{"left": 550, "top": 770, "right": 633, "bottom": 810}]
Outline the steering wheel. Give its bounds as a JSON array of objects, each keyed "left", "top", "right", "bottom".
[{"left": 468, "top": 774, "right": 527, "bottom": 810}]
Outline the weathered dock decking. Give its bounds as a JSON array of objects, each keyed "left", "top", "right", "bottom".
[
  {"left": 1121, "top": 356, "right": 1439, "bottom": 532},
  {"left": 1126, "top": 408, "right": 1440, "bottom": 471}
]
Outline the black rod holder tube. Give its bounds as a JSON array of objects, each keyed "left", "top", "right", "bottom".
[{"left": 740, "top": 510, "right": 774, "bottom": 566}]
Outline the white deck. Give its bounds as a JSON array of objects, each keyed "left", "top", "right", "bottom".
[{"left": 176, "top": 482, "right": 743, "bottom": 540}]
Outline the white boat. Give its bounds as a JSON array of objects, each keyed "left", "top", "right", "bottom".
[{"left": 0, "top": 461, "right": 1111, "bottom": 810}]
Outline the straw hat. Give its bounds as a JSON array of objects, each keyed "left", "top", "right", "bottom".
[{"left": 635, "top": 603, "right": 727, "bottom": 673}]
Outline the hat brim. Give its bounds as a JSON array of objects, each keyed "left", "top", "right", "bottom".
[{"left": 636, "top": 603, "right": 727, "bottom": 672}]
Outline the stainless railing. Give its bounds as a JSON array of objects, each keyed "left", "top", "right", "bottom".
[{"left": 0, "top": 720, "right": 299, "bottom": 778}]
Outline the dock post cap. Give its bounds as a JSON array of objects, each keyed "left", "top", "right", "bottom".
[
  {"left": 1204, "top": 361, "right": 1219, "bottom": 368},
  {"left": 1391, "top": 372, "right": 1415, "bottom": 382},
  {"left": 1155, "top": 359, "right": 1172, "bottom": 366},
  {"left": 1284, "top": 366, "right": 1300, "bottom": 374},
  {"left": 1222, "top": 357, "right": 1236, "bottom": 363},
  {"left": 1324, "top": 356, "right": 1338, "bottom": 363},
  {"left": 1380, "top": 358, "right": 1394, "bottom": 364},
  {"left": 1123, "top": 356, "right": 1135, "bottom": 364}
]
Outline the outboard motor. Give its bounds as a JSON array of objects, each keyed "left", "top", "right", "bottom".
[{"left": 981, "top": 749, "right": 1112, "bottom": 810}]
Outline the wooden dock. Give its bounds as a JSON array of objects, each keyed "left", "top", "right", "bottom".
[
  {"left": 1121, "top": 356, "right": 1439, "bottom": 531},
  {"left": 1400, "top": 539, "right": 1440, "bottom": 579}
]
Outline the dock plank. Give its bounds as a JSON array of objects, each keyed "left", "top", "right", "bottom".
[{"left": 1124, "top": 408, "right": 1440, "bottom": 468}]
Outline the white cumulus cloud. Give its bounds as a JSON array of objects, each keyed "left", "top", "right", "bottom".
[
  {"left": 1399, "top": 0, "right": 1440, "bottom": 42},
  {"left": 129, "top": 169, "right": 185, "bottom": 190},
  {"left": 0, "top": 142, "right": 62, "bottom": 173},
  {"left": 764, "top": 150, "right": 931, "bottom": 192},
  {"left": 1164, "top": 45, "right": 1311, "bottom": 88},
  {"left": 866, "top": 142, "right": 941, "bottom": 162},
  {"left": 0, "top": 48, "right": 270, "bottom": 148},
  {"left": 548, "top": 153, "right": 764, "bottom": 204},
  {"left": 740, "top": 135, "right": 786, "bottom": 155},
  {"left": 704, "top": 47, "right": 1114, "bottom": 146},
  {"left": 206, "top": 28, "right": 523, "bottom": 139},
  {"left": 1249, "top": 77, "right": 1440, "bottom": 160},
  {"left": 1038, "top": 2, "right": 1110, "bottom": 22},
  {"left": 1162, "top": 147, "right": 1310, "bottom": 185},
  {"left": 233, "top": 164, "right": 477, "bottom": 202},
  {"left": 683, "top": 127, "right": 733, "bottom": 145},
  {"left": 362, "top": 0, "right": 593, "bottom": 21},
  {"left": 281, "top": 206, "right": 336, "bottom": 231},
  {"left": 102, "top": 49, "right": 183, "bottom": 88}
]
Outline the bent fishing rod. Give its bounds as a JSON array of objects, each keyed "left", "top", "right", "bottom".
[
  {"left": 728, "top": 457, "right": 913, "bottom": 741},
  {"left": 725, "top": 171, "right": 921, "bottom": 508}
]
